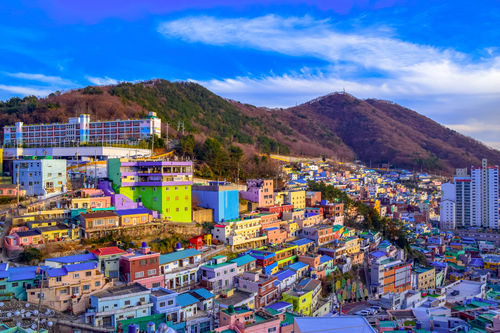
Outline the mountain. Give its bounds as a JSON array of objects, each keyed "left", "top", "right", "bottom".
[{"left": 1, "top": 79, "right": 498, "bottom": 172}]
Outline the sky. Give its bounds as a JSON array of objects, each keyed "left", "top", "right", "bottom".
[{"left": 1, "top": 0, "right": 500, "bottom": 148}]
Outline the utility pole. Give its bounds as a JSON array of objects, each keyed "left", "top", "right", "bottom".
[
  {"left": 37, "top": 269, "right": 46, "bottom": 331},
  {"left": 165, "top": 122, "right": 170, "bottom": 151},
  {"left": 94, "top": 150, "right": 97, "bottom": 188},
  {"left": 16, "top": 162, "right": 20, "bottom": 216}
]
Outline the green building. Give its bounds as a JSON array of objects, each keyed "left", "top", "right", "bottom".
[{"left": 107, "top": 158, "right": 193, "bottom": 222}]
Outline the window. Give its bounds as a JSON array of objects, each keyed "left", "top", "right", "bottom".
[
  {"left": 60, "top": 289, "right": 67, "bottom": 294},
  {"left": 94, "top": 219, "right": 104, "bottom": 226},
  {"left": 108, "top": 219, "right": 114, "bottom": 224},
  {"left": 159, "top": 301, "right": 166, "bottom": 307},
  {"left": 125, "top": 300, "right": 131, "bottom": 306},
  {"left": 142, "top": 187, "right": 145, "bottom": 191},
  {"left": 148, "top": 269, "right": 156, "bottom": 276},
  {"left": 58, "top": 172, "right": 62, "bottom": 177},
  {"left": 95, "top": 281, "right": 101, "bottom": 287},
  {"left": 0, "top": 286, "right": 5, "bottom": 290},
  {"left": 86, "top": 271, "right": 92, "bottom": 277},
  {"left": 72, "top": 286, "right": 79, "bottom": 295},
  {"left": 185, "top": 207, "right": 188, "bottom": 211},
  {"left": 135, "top": 271, "right": 144, "bottom": 278},
  {"left": 74, "top": 273, "right": 80, "bottom": 278},
  {"left": 139, "top": 259, "right": 147, "bottom": 265},
  {"left": 224, "top": 270, "right": 227, "bottom": 275},
  {"left": 230, "top": 269, "right": 235, "bottom": 273},
  {"left": 149, "top": 258, "right": 157, "bottom": 264},
  {"left": 152, "top": 282, "right": 161, "bottom": 288},
  {"left": 56, "top": 277, "right": 62, "bottom": 282},
  {"left": 12, "top": 282, "right": 19, "bottom": 287},
  {"left": 153, "top": 187, "right": 157, "bottom": 191},
  {"left": 176, "top": 208, "right": 179, "bottom": 212},
  {"left": 175, "top": 187, "right": 178, "bottom": 191},
  {"left": 154, "top": 197, "right": 157, "bottom": 202},
  {"left": 217, "top": 272, "right": 220, "bottom": 277},
  {"left": 142, "top": 216, "right": 148, "bottom": 221},
  {"left": 124, "top": 218, "right": 130, "bottom": 223},
  {"left": 132, "top": 187, "right": 135, "bottom": 191},
  {"left": 83, "top": 285, "right": 90, "bottom": 291},
  {"left": 167, "top": 300, "right": 174, "bottom": 306},
  {"left": 47, "top": 173, "right": 52, "bottom": 177},
  {"left": 268, "top": 328, "right": 277, "bottom": 333}
]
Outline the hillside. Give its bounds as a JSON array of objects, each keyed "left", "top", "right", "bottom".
[{"left": 1, "top": 80, "right": 499, "bottom": 172}]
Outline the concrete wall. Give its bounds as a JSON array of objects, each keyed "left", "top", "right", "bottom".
[{"left": 193, "top": 209, "right": 214, "bottom": 223}]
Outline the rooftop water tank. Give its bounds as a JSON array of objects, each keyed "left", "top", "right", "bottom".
[
  {"left": 146, "top": 322, "right": 155, "bottom": 333},
  {"left": 128, "top": 323, "right": 140, "bottom": 333},
  {"left": 142, "top": 242, "right": 147, "bottom": 248},
  {"left": 176, "top": 243, "right": 182, "bottom": 250}
]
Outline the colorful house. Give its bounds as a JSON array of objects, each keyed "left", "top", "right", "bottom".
[
  {"left": 192, "top": 181, "right": 239, "bottom": 222},
  {"left": 115, "top": 208, "right": 153, "bottom": 227},
  {"left": 119, "top": 243, "right": 164, "bottom": 289},
  {"left": 0, "top": 263, "right": 46, "bottom": 301},
  {"left": 90, "top": 246, "right": 127, "bottom": 280}
]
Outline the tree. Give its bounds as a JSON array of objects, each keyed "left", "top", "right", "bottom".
[
  {"left": 178, "top": 134, "right": 196, "bottom": 157},
  {"left": 20, "top": 246, "right": 43, "bottom": 264}
]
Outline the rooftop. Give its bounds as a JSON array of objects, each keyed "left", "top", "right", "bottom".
[
  {"left": 92, "top": 282, "right": 149, "bottom": 298},
  {"left": 294, "top": 316, "right": 376, "bottom": 333},
  {"left": 217, "top": 290, "right": 255, "bottom": 307},
  {"left": 159, "top": 248, "right": 202, "bottom": 265},
  {"left": 114, "top": 208, "right": 151, "bottom": 216},
  {"left": 90, "top": 246, "right": 127, "bottom": 257},
  {"left": 45, "top": 253, "right": 97, "bottom": 264}
]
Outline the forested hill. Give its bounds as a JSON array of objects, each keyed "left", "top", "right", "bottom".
[{"left": 1, "top": 79, "right": 499, "bottom": 172}]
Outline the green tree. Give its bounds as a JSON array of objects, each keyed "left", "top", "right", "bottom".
[
  {"left": 178, "top": 134, "right": 196, "bottom": 157},
  {"left": 20, "top": 247, "right": 44, "bottom": 264}
]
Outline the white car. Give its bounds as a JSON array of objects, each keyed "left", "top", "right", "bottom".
[{"left": 354, "top": 310, "right": 370, "bottom": 316}]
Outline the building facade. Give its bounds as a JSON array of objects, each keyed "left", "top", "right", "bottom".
[
  {"left": 13, "top": 157, "right": 67, "bottom": 196},
  {"left": 240, "top": 179, "right": 274, "bottom": 207},
  {"left": 192, "top": 182, "right": 239, "bottom": 222},
  {"left": 4, "top": 112, "right": 161, "bottom": 146}
]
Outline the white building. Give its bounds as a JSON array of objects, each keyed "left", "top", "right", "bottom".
[
  {"left": 470, "top": 159, "right": 499, "bottom": 229},
  {"left": 440, "top": 199, "right": 455, "bottom": 230}
]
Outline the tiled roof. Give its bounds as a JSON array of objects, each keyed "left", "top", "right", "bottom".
[
  {"left": 114, "top": 208, "right": 151, "bottom": 216},
  {"left": 190, "top": 288, "right": 214, "bottom": 300},
  {"left": 176, "top": 292, "right": 199, "bottom": 307},
  {"left": 80, "top": 211, "right": 118, "bottom": 219},
  {"left": 45, "top": 253, "right": 97, "bottom": 263},
  {"left": 90, "top": 246, "right": 127, "bottom": 257},
  {"left": 228, "top": 255, "right": 256, "bottom": 267}
]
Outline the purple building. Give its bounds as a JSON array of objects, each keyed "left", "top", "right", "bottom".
[{"left": 199, "top": 255, "right": 238, "bottom": 291}]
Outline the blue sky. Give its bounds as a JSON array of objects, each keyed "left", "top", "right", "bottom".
[{"left": 2, "top": 0, "right": 500, "bottom": 148}]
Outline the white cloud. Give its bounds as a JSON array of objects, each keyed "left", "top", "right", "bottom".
[
  {"left": 3, "top": 72, "right": 73, "bottom": 85},
  {"left": 159, "top": 15, "right": 500, "bottom": 98},
  {"left": 85, "top": 76, "right": 118, "bottom": 86},
  {"left": 0, "top": 85, "right": 53, "bottom": 96}
]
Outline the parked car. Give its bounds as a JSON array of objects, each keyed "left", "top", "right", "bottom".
[
  {"left": 370, "top": 306, "right": 382, "bottom": 311},
  {"left": 354, "top": 310, "right": 370, "bottom": 316},
  {"left": 451, "top": 290, "right": 460, "bottom": 296}
]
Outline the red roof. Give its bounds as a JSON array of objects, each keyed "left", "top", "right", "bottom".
[
  {"left": 90, "top": 246, "right": 127, "bottom": 257},
  {"left": 214, "top": 224, "right": 226, "bottom": 228}
]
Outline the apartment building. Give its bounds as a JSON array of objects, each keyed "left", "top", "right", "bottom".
[
  {"left": 199, "top": 256, "right": 238, "bottom": 291},
  {"left": 80, "top": 212, "right": 120, "bottom": 237},
  {"left": 237, "top": 272, "right": 278, "bottom": 308},
  {"left": 159, "top": 248, "right": 202, "bottom": 291},
  {"left": 89, "top": 247, "right": 127, "bottom": 280},
  {"left": 471, "top": 159, "right": 499, "bottom": 229},
  {"left": 285, "top": 190, "right": 306, "bottom": 209},
  {"left": 26, "top": 262, "right": 111, "bottom": 314},
  {"left": 107, "top": 158, "right": 193, "bottom": 222},
  {"left": 412, "top": 267, "right": 436, "bottom": 291},
  {"left": 119, "top": 243, "right": 163, "bottom": 288},
  {"left": 240, "top": 179, "right": 274, "bottom": 207},
  {"left": 4, "top": 112, "right": 161, "bottom": 146},
  {"left": 86, "top": 283, "right": 152, "bottom": 328},
  {"left": 302, "top": 225, "right": 339, "bottom": 246},
  {"left": 211, "top": 217, "right": 267, "bottom": 251},
  {"left": 370, "top": 258, "right": 412, "bottom": 295},
  {"left": 13, "top": 157, "right": 66, "bottom": 196},
  {"left": 192, "top": 181, "right": 239, "bottom": 222}
]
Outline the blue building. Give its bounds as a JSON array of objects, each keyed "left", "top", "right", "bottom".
[
  {"left": 45, "top": 253, "right": 98, "bottom": 268},
  {"left": 0, "top": 263, "right": 46, "bottom": 301},
  {"left": 192, "top": 182, "right": 239, "bottom": 222},
  {"left": 150, "top": 287, "right": 181, "bottom": 321},
  {"left": 86, "top": 283, "right": 152, "bottom": 328},
  {"left": 13, "top": 157, "right": 67, "bottom": 196}
]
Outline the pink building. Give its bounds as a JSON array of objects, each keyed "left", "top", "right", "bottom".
[
  {"left": 216, "top": 307, "right": 286, "bottom": 333},
  {"left": 240, "top": 179, "right": 274, "bottom": 207},
  {"left": 6, "top": 227, "right": 42, "bottom": 247},
  {"left": 0, "top": 184, "right": 25, "bottom": 197}
]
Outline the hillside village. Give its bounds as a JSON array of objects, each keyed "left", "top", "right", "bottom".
[{"left": 0, "top": 115, "right": 499, "bottom": 333}]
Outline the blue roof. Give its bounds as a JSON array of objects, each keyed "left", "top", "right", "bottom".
[
  {"left": 295, "top": 179, "right": 308, "bottom": 184},
  {"left": 46, "top": 268, "right": 66, "bottom": 278},
  {"left": 287, "top": 262, "right": 308, "bottom": 271},
  {"left": 0, "top": 271, "right": 9, "bottom": 279},
  {"left": 190, "top": 288, "right": 214, "bottom": 300},
  {"left": 159, "top": 249, "right": 202, "bottom": 265},
  {"left": 319, "top": 255, "right": 333, "bottom": 264},
  {"left": 0, "top": 263, "right": 7, "bottom": 271},
  {"left": 114, "top": 208, "right": 151, "bottom": 216},
  {"left": 45, "top": 253, "right": 97, "bottom": 263},
  {"left": 65, "top": 262, "right": 97, "bottom": 272},
  {"left": 291, "top": 239, "right": 314, "bottom": 247},
  {"left": 264, "top": 227, "right": 279, "bottom": 231},
  {"left": 266, "top": 301, "right": 293, "bottom": 311},
  {"left": 171, "top": 323, "right": 186, "bottom": 330},
  {"left": 370, "top": 251, "right": 387, "bottom": 258},
  {"left": 9, "top": 271, "right": 36, "bottom": 281},
  {"left": 273, "top": 270, "right": 296, "bottom": 281},
  {"left": 298, "top": 278, "right": 312, "bottom": 286},
  {"left": 228, "top": 255, "right": 256, "bottom": 267},
  {"left": 177, "top": 293, "right": 199, "bottom": 307}
]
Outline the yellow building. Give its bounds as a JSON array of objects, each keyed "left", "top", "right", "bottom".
[
  {"left": 274, "top": 191, "right": 288, "bottom": 205},
  {"left": 286, "top": 190, "right": 306, "bottom": 209},
  {"left": 282, "top": 289, "right": 313, "bottom": 315},
  {"left": 339, "top": 237, "right": 360, "bottom": 255},
  {"left": 415, "top": 267, "right": 436, "bottom": 290},
  {"left": 27, "top": 221, "right": 75, "bottom": 241}
]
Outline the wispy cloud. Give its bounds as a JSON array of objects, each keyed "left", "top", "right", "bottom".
[
  {"left": 159, "top": 15, "right": 500, "bottom": 99},
  {"left": 0, "top": 85, "right": 53, "bottom": 97},
  {"left": 85, "top": 76, "right": 118, "bottom": 86},
  {"left": 3, "top": 72, "right": 74, "bottom": 85}
]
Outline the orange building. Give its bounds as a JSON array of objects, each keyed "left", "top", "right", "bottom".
[{"left": 371, "top": 258, "right": 412, "bottom": 295}]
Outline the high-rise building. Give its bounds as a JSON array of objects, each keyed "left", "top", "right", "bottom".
[
  {"left": 3, "top": 112, "right": 161, "bottom": 147},
  {"left": 453, "top": 159, "right": 499, "bottom": 229},
  {"left": 471, "top": 159, "right": 499, "bottom": 229},
  {"left": 107, "top": 158, "right": 193, "bottom": 222},
  {"left": 440, "top": 182, "right": 456, "bottom": 230}
]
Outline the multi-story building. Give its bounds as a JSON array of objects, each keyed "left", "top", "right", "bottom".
[
  {"left": 412, "top": 267, "right": 435, "bottom": 291},
  {"left": 211, "top": 217, "right": 267, "bottom": 251},
  {"left": 26, "top": 262, "right": 111, "bottom": 314},
  {"left": 90, "top": 246, "right": 127, "bottom": 280},
  {"left": 199, "top": 255, "right": 238, "bottom": 291},
  {"left": 159, "top": 248, "right": 203, "bottom": 291},
  {"left": 3, "top": 112, "right": 161, "bottom": 146},
  {"left": 237, "top": 272, "right": 278, "bottom": 308},
  {"left": 240, "top": 179, "right": 274, "bottom": 207},
  {"left": 118, "top": 243, "right": 164, "bottom": 288},
  {"left": 0, "top": 264, "right": 46, "bottom": 301},
  {"left": 454, "top": 159, "right": 499, "bottom": 229},
  {"left": 13, "top": 157, "right": 66, "bottom": 196},
  {"left": 150, "top": 287, "right": 181, "bottom": 322},
  {"left": 370, "top": 258, "right": 412, "bottom": 296},
  {"left": 471, "top": 159, "right": 499, "bottom": 229},
  {"left": 80, "top": 212, "right": 120, "bottom": 238},
  {"left": 85, "top": 283, "right": 152, "bottom": 328},
  {"left": 192, "top": 181, "right": 239, "bottom": 222},
  {"left": 440, "top": 198, "right": 456, "bottom": 230},
  {"left": 302, "top": 225, "right": 340, "bottom": 246},
  {"left": 107, "top": 158, "right": 193, "bottom": 222},
  {"left": 285, "top": 190, "right": 306, "bottom": 209}
]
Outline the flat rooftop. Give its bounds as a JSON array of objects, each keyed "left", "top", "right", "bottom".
[
  {"left": 92, "top": 283, "right": 149, "bottom": 298},
  {"left": 218, "top": 290, "right": 255, "bottom": 307}
]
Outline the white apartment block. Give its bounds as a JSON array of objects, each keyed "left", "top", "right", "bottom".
[
  {"left": 440, "top": 199, "right": 455, "bottom": 230},
  {"left": 471, "top": 159, "right": 499, "bottom": 229},
  {"left": 3, "top": 112, "right": 161, "bottom": 147}
]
